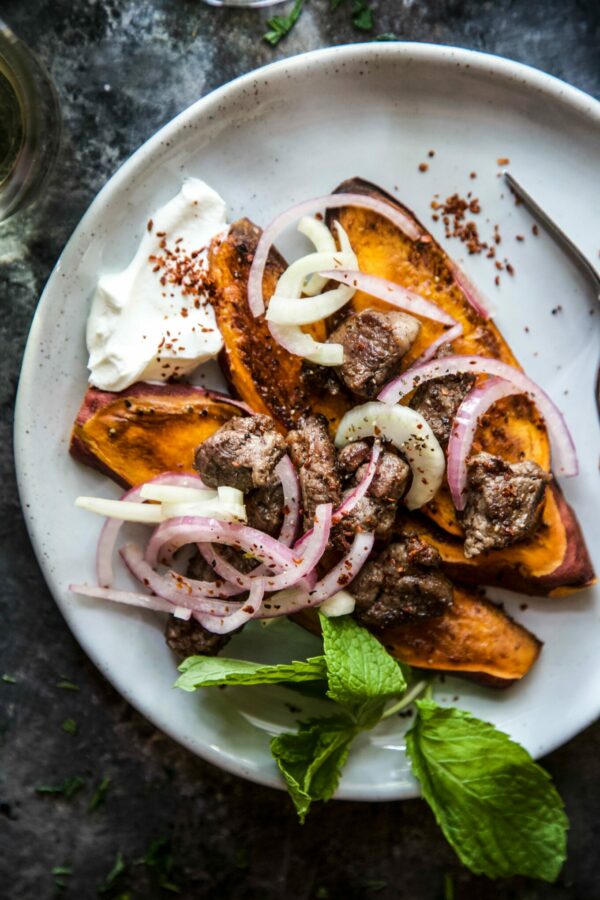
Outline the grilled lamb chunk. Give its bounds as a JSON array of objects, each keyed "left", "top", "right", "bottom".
[
  {"left": 245, "top": 483, "right": 284, "bottom": 537},
  {"left": 335, "top": 441, "right": 412, "bottom": 546},
  {"left": 329, "top": 308, "right": 421, "bottom": 398},
  {"left": 165, "top": 617, "right": 231, "bottom": 659},
  {"left": 287, "top": 415, "right": 341, "bottom": 529},
  {"left": 194, "top": 414, "right": 286, "bottom": 492},
  {"left": 409, "top": 343, "right": 475, "bottom": 447},
  {"left": 351, "top": 536, "right": 453, "bottom": 629},
  {"left": 461, "top": 452, "right": 551, "bottom": 558}
]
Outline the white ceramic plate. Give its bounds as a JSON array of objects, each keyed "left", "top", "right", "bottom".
[{"left": 15, "top": 43, "right": 600, "bottom": 800}]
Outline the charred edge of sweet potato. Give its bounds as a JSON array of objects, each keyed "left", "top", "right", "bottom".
[
  {"left": 70, "top": 382, "right": 244, "bottom": 490},
  {"left": 209, "top": 218, "right": 352, "bottom": 433},
  {"left": 292, "top": 586, "right": 541, "bottom": 688}
]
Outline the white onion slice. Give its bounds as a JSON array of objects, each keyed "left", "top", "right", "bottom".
[
  {"left": 69, "top": 583, "right": 192, "bottom": 618},
  {"left": 266, "top": 288, "right": 354, "bottom": 326},
  {"left": 447, "top": 377, "right": 522, "bottom": 510},
  {"left": 268, "top": 322, "right": 344, "bottom": 366},
  {"left": 274, "top": 251, "right": 356, "bottom": 299},
  {"left": 298, "top": 215, "right": 337, "bottom": 295},
  {"left": 95, "top": 473, "right": 206, "bottom": 588},
  {"left": 77, "top": 497, "right": 165, "bottom": 523},
  {"left": 140, "top": 484, "right": 217, "bottom": 503},
  {"left": 333, "top": 441, "right": 381, "bottom": 522},
  {"left": 248, "top": 192, "right": 422, "bottom": 317},
  {"left": 378, "top": 354, "right": 578, "bottom": 477},
  {"left": 319, "top": 590, "right": 356, "bottom": 617},
  {"left": 335, "top": 402, "right": 445, "bottom": 509}
]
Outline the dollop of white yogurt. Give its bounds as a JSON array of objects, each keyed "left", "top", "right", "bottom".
[{"left": 87, "top": 178, "right": 228, "bottom": 391}]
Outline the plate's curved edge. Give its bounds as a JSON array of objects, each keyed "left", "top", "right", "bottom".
[{"left": 14, "top": 41, "right": 600, "bottom": 803}]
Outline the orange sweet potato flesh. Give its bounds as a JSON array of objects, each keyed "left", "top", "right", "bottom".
[
  {"left": 70, "top": 382, "right": 244, "bottom": 489},
  {"left": 294, "top": 585, "right": 542, "bottom": 687},
  {"left": 209, "top": 218, "right": 350, "bottom": 433}
]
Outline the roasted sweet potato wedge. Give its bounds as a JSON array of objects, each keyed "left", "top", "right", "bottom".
[
  {"left": 397, "top": 483, "right": 595, "bottom": 597},
  {"left": 209, "top": 218, "right": 350, "bottom": 432},
  {"left": 326, "top": 178, "right": 593, "bottom": 594},
  {"left": 70, "top": 382, "right": 244, "bottom": 489},
  {"left": 294, "top": 585, "right": 541, "bottom": 687}
]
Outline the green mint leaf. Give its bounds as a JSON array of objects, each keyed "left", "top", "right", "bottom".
[
  {"left": 175, "top": 655, "right": 327, "bottom": 692},
  {"left": 319, "top": 614, "right": 406, "bottom": 710},
  {"left": 271, "top": 715, "right": 357, "bottom": 822},
  {"left": 2, "top": 674, "right": 16, "bottom": 684},
  {"left": 263, "top": 0, "right": 304, "bottom": 46},
  {"left": 61, "top": 718, "right": 77, "bottom": 735},
  {"left": 99, "top": 851, "right": 126, "bottom": 894},
  {"left": 88, "top": 776, "right": 111, "bottom": 811},
  {"left": 352, "top": 0, "right": 374, "bottom": 31},
  {"left": 406, "top": 699, "right": 568, "bottom": 881},
  {"left": 35, "top": 775, "right": 85, "bottom": 799}
]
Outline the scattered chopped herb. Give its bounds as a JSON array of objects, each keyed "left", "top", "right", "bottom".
[
  {"left": 2, "top": 674, "right": 16, "bottom": 684},
  {"left": 374, "top": 33, "right": 399, "bottom": 41},
  {"left": 315, "top": 888, "right": 330, "bottom": 899},
  {"left": 443, "top": 871, "right": 455, "bottom": 900},
  {"left": 136, "top": 836, "right": 180, "bottom": 894},
  {"left": 352, "top": 0, "right": 374, "bottom": 31},
  {"left": 89, "top": 776, "right": 111, "bottom": 811},
  {"left": 263, "top": 0, "right": 304, "bottom": 46},
  {"left": 233, "top": 846, "right": 249, "bottom": 870},
  {"left": 61, "top": 718, "right": 77, "bottom": 735},
  {"left": 361, "top": 879, "right": 387, "bottom": 891},
  {"left": 99, "top": 851, "right": 126, "bottom": 894},
  {"left": 56, "top": 679, "right": 80, "bottom": 692},
  {"left": 52, "top": 867, "right": 73, "bottom": 876},
  {"left": 36, "top": 776, "right": 86, "bottom": 799}
]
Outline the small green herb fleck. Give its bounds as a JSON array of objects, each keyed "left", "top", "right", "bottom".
[
  {"left": 374, "top": 33, "right": 399, "bottom": 41},
  {"left": 352, "top": 0, "right": 374, "bottom": 31},
  {"left": 443, "top": 872, "right": 455, "bottom": 900},
  {"left": 51, "top": 867, "right": 72, "bottom": 877},
  {"left": 89, "top": 776, "right": 111, "bottom": 811},
  {"left": 61, "top": 718, "right": 77, "bottom": 735},
  {"left": 315, "top": 888, "right": 330, "bottom": 900},
  {"left": 99, "top": 851, "right": 126, "bottom": 894},
  {"left": 2, "top": 674, "right": 16, "bottom": 684},
  {"left": 264, "top": 0, "right": 304, "bottom": 46},
  {"left": 361, "top": 879, "right": 387, "bottom": 891},
  {"left": 56, "top": 679, "right": 80, "bottom": 692},
  {"left": 36, "top": 776, "right": 85, "bottom": 799},
  {"left": 136, "top": 836, "right": 180, "bottom": 893}
]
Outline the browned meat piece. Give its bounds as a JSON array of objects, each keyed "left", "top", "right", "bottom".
[
  {"left": 245, "top": 484, "right": 284, "bottom": 537},
  {"left": 329, "top": 308, "right": 420, "bottom": 398},
  {"left": 287, "top": 414, "right": 341, "bottom": 528},
  {"left": 356, "top": 452, "right": 411, "bottom": 501},
  {"left": 165, "top": 616, "right": 231, "bottom": 659},
  {"left": 409, "top": 342, "right": 475, "bottom": 446},
  {"left": 194, "top": 414, "right": 286, "bottom": 492},
  {"left": 461, "top": 452, "right": 551, "bottom": 558},
  {"left": 335, "top": 440, "right": 412, "bottom": 547},
  {"left": 351, "top": 536, "right": 454, "bottom": 629},
  {"left": 336, "top": 492, "right": 397, "bottom": 545}
]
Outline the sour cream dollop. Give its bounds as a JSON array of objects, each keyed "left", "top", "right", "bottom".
[{"left": 86, "top": 178, "right": 228, "bottom": 391}]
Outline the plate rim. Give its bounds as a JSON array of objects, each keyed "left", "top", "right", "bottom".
[{"left": 14, "top": 41, "right": 600, "bottom": 801}]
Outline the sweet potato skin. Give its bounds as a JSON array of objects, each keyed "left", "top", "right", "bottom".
[
  {"left": 294, "top": 585, "right": 542, "bottom": 687},
  {"left": 70, "top": 382, "right": 244, "bottom": 489},
  {"left": 209, "top": 219, "right": 349, "bottom": 432}
]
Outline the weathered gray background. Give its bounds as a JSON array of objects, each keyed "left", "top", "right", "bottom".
[{"left": 1, "top": 2, "right": 599, "bottom": 897}]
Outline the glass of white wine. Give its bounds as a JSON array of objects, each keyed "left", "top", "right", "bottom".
[{"left": 0, "top": 19, "right": 60, "bottom": 222}]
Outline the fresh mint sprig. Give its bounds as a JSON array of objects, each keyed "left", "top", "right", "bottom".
[{"left": 176, "top": 614, "right": 568, "bottom": 881}]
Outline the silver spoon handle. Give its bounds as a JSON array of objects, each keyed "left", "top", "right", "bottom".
[{"left": 504, "top": 171, "right": 600, "bottom": 299}]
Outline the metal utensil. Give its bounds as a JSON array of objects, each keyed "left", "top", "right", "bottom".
[{"left": 503, "top": 171, "right": 600, "bottom": 416}]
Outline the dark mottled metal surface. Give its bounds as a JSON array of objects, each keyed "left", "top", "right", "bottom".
[{"left": 1, "top": 1, "right": 599, "bottom": 897}]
